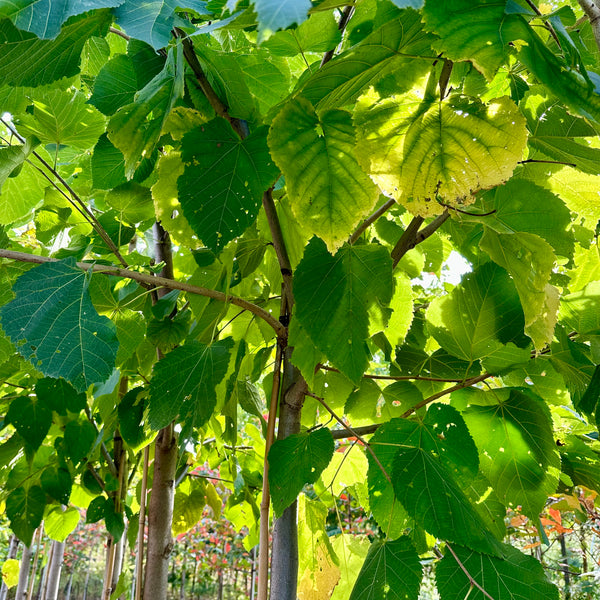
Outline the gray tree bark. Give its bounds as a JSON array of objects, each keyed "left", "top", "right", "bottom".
[
  {"left": 42, "top": 540, "right": 65, "bottom": 600},
  {"left": 15, "top": 544, "right": 32, "bottom": 600}
]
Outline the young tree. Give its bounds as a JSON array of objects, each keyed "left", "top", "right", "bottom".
[{"left": 2, "top": 1, "right": 600, "bottom": 599}]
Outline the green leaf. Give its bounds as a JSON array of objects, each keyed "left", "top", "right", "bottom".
[
  {"left": 105, "top": 502, "right": 125, "bottom": 540},
  {"left": 436, "top": 543, "right": 559, "bottom": 600},
  {"left": 354, "top": 91, "right": 527, "bottom": 217},
  {"left": 35, "top": 377, "right": 87, "bottom": 415},
  {"left": 64, "top": 418, "right": 97, "bottom": 463},
  {"left": 0, "top": 12, "right": 113, "bottom": 87},
  {"left": 172, "top": 481, "right": 207, "bottom": 536},
  {"left": 426, "top": 262, "right": 526, "bottom": 362},
  {"left": 41, "top": 465, "right": 72, "bottom": 505},
  {"left": 6, "top": 395, "right": 52, "bottom": 450},
  {"left": 118, "top": 387, "right": 148, "bottom": 451},
  {"left": 422, "top": 0, "right": 525, "bottom": 81},
  {"left": 0, "top": 259, "right": 119, "bottom": 392},
  {"left": 294, "top": 239, "right": 393, "bottom": 382},
  {"left": 148, "top": 338, "right": 233, "bottom": 430},
  {"left": 269, "top": 98, "right": 379, "bottom": 251},
  {"left": 300, "top": 13, "right": 436, "bottom": 110},
  {"left": 5, "top": 0, "right": 124, "bottom": 39},
  {"left": 18, "top": 89, "right": 105, "bottom": 150},
  {"left": 1, "top": 559, "right": 19, "bottom": 589},
  {"left": 252, "top": 0, "right": 311, "bottom": 41},
  {"left": 523, "top": 91, "right": 600, "bottom": 176},
  {"left": 461, "top": 388, "right": 560, "bottom": 520},
  {"left": 349, "top": 537, "right": 422, "bottom": 600},
  {"left": 0, "top": 159, "right": 48, "bottom": 225},
  {"left": 108, "top": 44, "right": 184, "bottom": 176},
  {"left": 179, "top": 121, "right": 278, "bottom": 253},
  {"left": 6, "top": 485, "right": 45, "bottom": 546},
  {"left": 44, "top": 505, "right": 79, "bottom": 542},
  {"left": 480, "top": 228, "right": 559, "bottom": 349},
  {"left": 106, "top": 182, "right": 154, "bottom": 224},
  {"left": 0, "top": 140, "right": 32, "bottom": 189},
  {"left": 268, "top": 428, "right": 334, "bottom": 517},
  {"left": 91, "top": 134, "right": 127, "bottom": 190},
  {"left": 478, "top": 179, "right": 574, "bottom": 261},
  {"left": 114, "top": 0, "right": 208, "bottom": 50},
  {"left": 89, "top": 54, "right": 139, "bottom": 116}
]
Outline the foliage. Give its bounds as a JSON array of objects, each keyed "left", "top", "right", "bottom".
[{"left": 2, "top": 0, "right": 600, "bottom": 598}]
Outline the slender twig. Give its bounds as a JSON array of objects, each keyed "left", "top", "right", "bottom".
[
  {"left": 0, "top": 249, "right": 286, "bottom": 337},
  {"left": 109, "top": 26, "right": 131, "bottom": 41},
  {"left": 306, "top": 391, "right": 392, "bottom": 484},
  {"left": 437, "top": 200, "right": 496, "bottom": 217},
  {"left": 330, "top": 372, "right": 493, "bottom": 439},
  {"left": 519, "top": 158, "right": 577, "bottom": 167},
  {"left": 349, "top": 198, "right": 396, "bottom": 244},
  {"left": 445, "top": 543, "right": 496, "bottom": 600},
  {"left": 86, "top": 464, "right": 106, "bottom": 491},
  {"left": 321, "top": 4, "right": 355, "bottom": 66},
  {"left": 135, "top": 445, "right": 149, "bottom": 600},
  {"left": 316, "top": 363, "right": 472, "bottom": 383},
  {"left": 84, "top": 407, "right": 118, "bottom": 477},
  {"left": 524, "top": 0, "right": 562, "bottom": 49},
  {"left": 578, "top": 0, "right": 600, "bottom": 52},
  {"left": 257, "top": 342, "right": 284, "bottom": 600},
  {"left": 438, "top": 59, "right": 453, "bottom": 99},
  {"left": 0, "top": 119, "right": 129, "bottom": 268}
]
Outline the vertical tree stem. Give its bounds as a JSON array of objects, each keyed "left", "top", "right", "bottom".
[{"left": 135, "top": 445, "right": 150, "bottom": 600}]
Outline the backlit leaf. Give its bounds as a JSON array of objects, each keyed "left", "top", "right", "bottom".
[{"left": 269, "top": 98, "right": 379, "bottom": 251}]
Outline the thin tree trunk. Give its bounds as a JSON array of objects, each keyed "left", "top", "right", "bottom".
[
  {"left": 269, "top": 353, "right": 306, "bottom": 600},
  {"left": 27, "top": 526, "right": 44, "bottom": 600},
  {"left": 0, "top": 536, "right": 19, "bottom": 600},
  {"left": 559, "top": 532, "right": 571, "bottom": 600},
  {"left": 43, "top": 540, "right": 65, "bottom": 600},
  {"left": 63, "top": 572, "right": 74, "bottom": 600},
  {"left": 134, "top": 446, "right": 150, "bottom": 600},
  {"left": 81, "top": 547, "right": 93, "bottom": 600},
  {"left": 15, "top": 544, "right": 32, "bottom": 600},
  {"left": 142, "top": 424, "right": 177, "bottom": 600},
  {"left": 102, "top": 536, "right": 117, "bottom": 600},
  {"left": 249, "top": 547, "right": 256, "bottom": 600}
]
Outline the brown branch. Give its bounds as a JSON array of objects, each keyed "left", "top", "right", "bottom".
[
  {"left": 519, "top": 158, "right": 577, "bottom": 167},
  {"left": 257, "top": 342, "right": 284, "bottom": 600},
  {"left": 174, "top": 28, "right": 247, "bottom": 139},
  {"left": 437, "top": 201, "right": 496, "bottom": 217},
  {"left": 306, "top": 391, "right": 391, "bottom": 484},
  {"left": 320, "top": 5, "right": 355, "bottom": 66},
  {"left": 330, "top": 372, "right": 493, "bottom": 439},
  {"left": 109, "top": 26, "right": 131, "bottom": 41},
  {"left": 445, "top": 543, "right": 496, "bottom": 600},
  {"left": 349, "top": 198, "right": 396, "bottom": 244},
  {"left": 0, "top": 249, "right": 286, "bottom": 337},
  {"left": 391, "top": 211, "right": 451, "bottom": 268}
]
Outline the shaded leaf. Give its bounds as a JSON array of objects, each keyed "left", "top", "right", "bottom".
[
  {"left": 6, "top": 395, "right": 52, "bottom": 450},
  {"left": 6, "top": 486, "right": 45, "bottom": 546},
  {"left": 269, "top": 428, "right": 334, "bottom": 517},
  {"left": 0, "top": 259, "right": 119, "bottom": 392}
]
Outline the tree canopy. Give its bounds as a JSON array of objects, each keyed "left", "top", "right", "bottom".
[{"left": 2, "top": 0, "right": 600, "bottom": 598}]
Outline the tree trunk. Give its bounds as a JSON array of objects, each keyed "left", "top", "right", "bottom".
[
  {"left": 269, "top": 354, "right": 306, "bottom": 600},
  {"left": 81, "top": 547, "right": 93, "bottom": 600},
  {"left": 63, "top": 572, "right": 74, "bottom": 600},
  {"left": 143, "top": 424, "right": 177, "bottom": 600},
  {"left": 15, "top": 545, "right": 32, "bottom": 600},
  {"left": 559, "top": 532, "right": 571, "bottom": 600},
  {"left": 42, "top": 540, "right": 65, "bottom": 600},
  {"left": 0, "top": 536, "right": 19, "bottom": 600},
  {"left": 27, "top": 525, "right": 44, "bottom": 600}
]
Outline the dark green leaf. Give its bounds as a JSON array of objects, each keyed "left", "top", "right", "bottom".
[
  {"left": 252, "top": 0, "right": 311, "bottom": 41},
  {"left": 64, "top": 419, "right": 97, "bottom": 463},
  {"left": 35, "top": 377, "right": 87, "bottom": 415},
  {"left": 148, "top": 338, "right": 234, "bottom": 430},
  {"left": 268, "top": 428, "right": 334, "bottom": 517},
  {"left": 436, "top": 543, "right": 559, "bottom": 600},
  {"left": 294, "top": 239, "right": 393, "bottom": 382},
  {"left": 41, "top": 465, "right": 72, "bottom": 505},
  {"left": 6, "top": 486, "right": 45, "bottom": 546},
  {"left": 0, "top": 259, "right": 119, "bottom": 392},
  {"left": 349, "top": 536, "right": 422, "bottom": 600},
  {"left": 179, "top": 121, "right": 278, "bottom": 253},
  {"left": 6, "top": 395, "right": 52, "bottom": 450},
  {"left": 89, "top": 54, "right": 139, "bottom": 115},
  {"left": 0, "top": 12, "right": 113, "bottom": 87}
]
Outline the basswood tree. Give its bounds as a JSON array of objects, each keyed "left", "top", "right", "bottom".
[{"left": 2, "top": 0, "right": 600, "bottom": 598}]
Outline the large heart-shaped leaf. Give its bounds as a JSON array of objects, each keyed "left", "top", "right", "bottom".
[
  {"left": 0, "top": 259, "right": 119, "bottom": 392},
  {"left": 179, "top": 120, "right": 278, "bottom": 253},
  {"left": 354, "top": 91, "right": 527, "bottom": 217}
]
